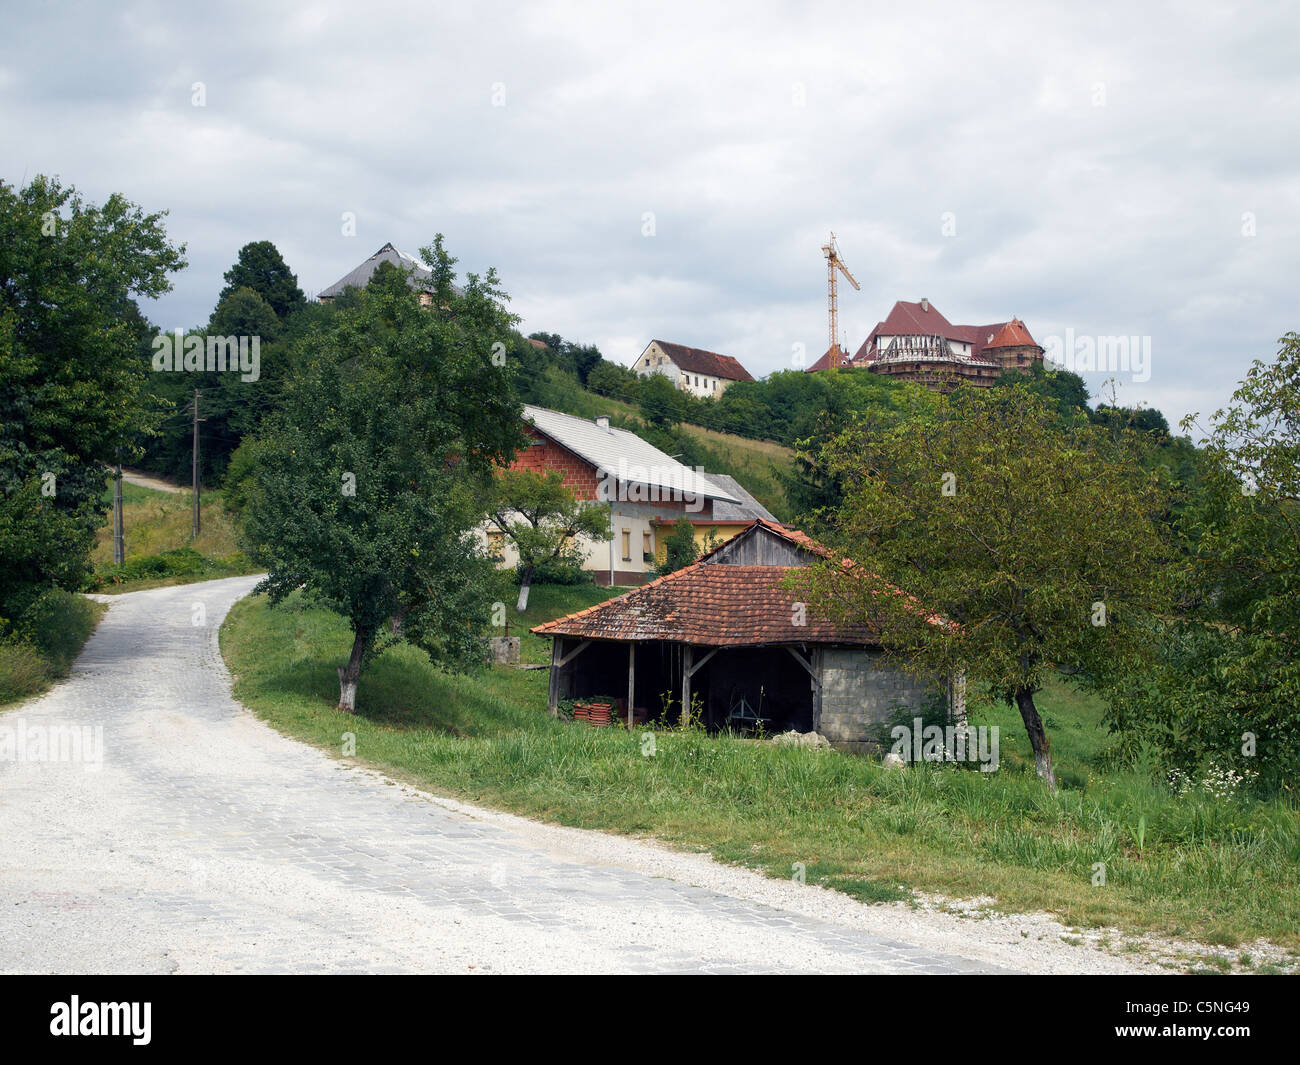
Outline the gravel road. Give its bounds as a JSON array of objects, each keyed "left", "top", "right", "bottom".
[{"left": 0, "top": 577, "right": 1158, "bottom": 974}]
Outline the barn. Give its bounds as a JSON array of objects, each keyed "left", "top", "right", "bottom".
[{"left": 532, "top": 520, "right": 963, "bottom": 753}]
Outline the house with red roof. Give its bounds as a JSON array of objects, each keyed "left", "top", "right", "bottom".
[
  {"left": 807, "top": 298, "right": 1044, "bottom": 390},
  {"left": 631, "top": 340, "right": 754, "bottom": 398},
  {"left": 532, "top": 519, "right": 963, "bottom": 750}
]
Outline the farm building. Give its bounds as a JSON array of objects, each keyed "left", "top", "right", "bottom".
[
  {"left": 486, "top": 405, "right": 748, "bottom": 586},
  {"left": 532, "top": 519, "right": 963, "bottom": 753}
]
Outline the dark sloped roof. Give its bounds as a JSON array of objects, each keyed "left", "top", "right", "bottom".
[
  {"left": 701, "top": 474, "right": 779, "bottom": 522},
  {"left": 650, "top": 341, "right": 754, "bottom": 382},
  {"left": 319, "top": 242, "right": 464, "bottom": 299}
]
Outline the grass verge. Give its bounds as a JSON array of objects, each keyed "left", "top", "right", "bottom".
[
  {"left": 0, "top": 589, "right": 105, "bottom": 707},
  {"left": 220, "top": 586, "right": 1300, "bottom": 956}
]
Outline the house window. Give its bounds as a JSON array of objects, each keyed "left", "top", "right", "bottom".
[
  {"left": 621, "top": 529, "right": 631, "bottom": 562},
  {"left": 642, "top": 531, "right": 652, "bottom": 560},
  {"left": 486, "top": 531, "right": 505, "bottom": 558}
]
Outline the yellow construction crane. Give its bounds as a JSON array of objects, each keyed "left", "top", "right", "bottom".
[{"left": 821, "top": 231, "right": 860, "bottom": 369}]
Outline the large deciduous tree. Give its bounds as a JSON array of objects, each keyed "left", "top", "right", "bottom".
[
  {"left": 486, "top": 469, "right": 611, "bottom": 611},
  {"left": 799, "top": 383, "right": 1175, "bottom": 788},
  {"left": 1105, "top": 334, "right": 1300, "bottom": 793},
  {"left": 242, "top": 237, "right": 524, "bottom": 712},
  {"left": 0, "top": 175, "right": 185, "bottom": 622}
]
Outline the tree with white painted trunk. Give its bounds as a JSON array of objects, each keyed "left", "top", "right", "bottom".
[
  {"left": 486, "top": 469, "right": 611, "bottom": 611},
  {"left": 241, "top": 238, "right": 525, "bottom": 712}
]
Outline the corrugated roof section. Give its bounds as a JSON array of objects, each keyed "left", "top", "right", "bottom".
[{"left": 523, "top": 406, "right": 741, "bottom": 503}]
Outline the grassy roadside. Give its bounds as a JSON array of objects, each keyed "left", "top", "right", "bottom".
[
  {"left": 0, "top": 590, "right": 105, "bottom": 708},
  {"left": 221, "top": 586, "right": 1300, "bottom": 963}
]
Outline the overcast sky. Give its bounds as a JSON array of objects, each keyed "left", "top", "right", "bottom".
[{"left": 3, "top": 0, "right": 1297, "bottom": 429}]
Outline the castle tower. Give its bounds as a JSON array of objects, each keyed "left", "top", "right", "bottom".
[{"left": 983, "top": 318, "right": 1043, "bottom": 374}]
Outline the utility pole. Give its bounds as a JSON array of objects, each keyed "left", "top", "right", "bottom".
[
  {"left": 112, "top": 458, "right": 125, "bottom": 565},
  {"left": 192, "top": 388, "right": 201, "bottom": 539}
]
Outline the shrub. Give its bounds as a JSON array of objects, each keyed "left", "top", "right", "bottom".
[
  {"left": 0, "top": 641, "right": 51, "bottom": 704},
  {"left": 8, "top": 588, "right": 100, "bottom": 672}
]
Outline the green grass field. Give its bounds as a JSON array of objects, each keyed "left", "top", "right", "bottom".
[
  {"left": 220, "top": 583, "right": 1300, "bottom": 963},
  {"left": 90, "top": 475, "right": 258, "bottom": 592}
]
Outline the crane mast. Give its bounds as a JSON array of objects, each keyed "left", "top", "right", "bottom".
[{"left": 821, "top": 231, "right": 860, "bottom": 369}]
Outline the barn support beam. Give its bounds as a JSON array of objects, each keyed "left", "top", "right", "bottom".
[
  {"left": 785, "top": 645, "right": 821, "bottom": 688},
  {"left": 548, "top": 639, "right": 562, "bottom": 715},
  {"left": 626, "top": 642, "right": 636, "bottom": 729},
  {"left": 682, "top": 646, "right": 692, "bottom": 727}
]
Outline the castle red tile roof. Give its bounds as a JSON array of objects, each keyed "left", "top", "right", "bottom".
[
  {"left": 806, "top": 344, "right": 850, "bottom": 372},
  {"left": 983, "top": 317, "right": 1039, "bottom": 350}
]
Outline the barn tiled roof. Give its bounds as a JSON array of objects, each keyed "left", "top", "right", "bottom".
[
  {"left": 649, "top": 341, "right": 755, "bottom": 382},
  {"left": 531, "top": 563, "right": 880, "bottom": 646}
]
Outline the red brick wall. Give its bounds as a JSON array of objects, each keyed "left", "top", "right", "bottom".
[
  {"left": 505, "top": 428, "right": 717, "bottom": 516},
  {"left": 507, "top": 427, "right": 601, "bottom": 500}
]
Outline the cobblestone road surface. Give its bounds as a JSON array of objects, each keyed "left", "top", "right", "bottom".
[{"left": 0, "top": 577, "right": 1016, "bottom": 974}]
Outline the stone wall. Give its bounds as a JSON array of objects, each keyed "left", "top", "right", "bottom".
[{"left": 817, "top": 647, "right": 937, "bottom": 754}]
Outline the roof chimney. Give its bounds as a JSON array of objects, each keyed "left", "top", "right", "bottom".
[
  {"left": 920, "top": 298, "right": 929, "bottom": 312},
  {"left": 595, "top": 416, "right": 610, "bottom": 432}
]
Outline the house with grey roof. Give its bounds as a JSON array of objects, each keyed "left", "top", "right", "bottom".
[
  {"left": 318, "top": 242, "right": 463, "bottom": 304},
  {"left": 648, "top": 471, "right": 782, "bottom": 564},
  {"left": 483, "top": 405, "right": 750, "bottom": 586}
]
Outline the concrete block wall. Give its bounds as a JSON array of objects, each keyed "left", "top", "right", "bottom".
[{"left": 818, "top": 647, "right": 935, "bottom": 754}]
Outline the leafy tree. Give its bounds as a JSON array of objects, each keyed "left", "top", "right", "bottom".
[
  {"left": 1105, "top": 334, "right": 1300, "bottom": 793},
  {"left": 654, "top": 516, "right": 700, "bottom": 575},
  {"left": 586, "top": 360, "right": 640, "bottom": 402},
  {"left": 994, "top": 362, "right": 1090, "bottom": 419},
  {"left": 0, "top": 174, "right": 185, "bottom": 621},
  {"left": 566, "top": 341, "right": 604, "bottom": 386},
  {"left": 799, "top": 384, "right": 1174, "bottom": 788},
  {"left": 1093, "top": 404, "right": 1170, "bottom": 436},
  {"left": 209, "top": 284, "right": 281, "bottom": 341},
  {"left": 216, "top": 240, "right": 304, "bottom": 321},
  {"left": 241, "top": 238, "right": 524, "bottom": 712},
  {"left": 486, "top": 469, "right": 611, "bottom": 610},
  {"left": 639, "top": 372, "right": 687, "bottom": 427}
]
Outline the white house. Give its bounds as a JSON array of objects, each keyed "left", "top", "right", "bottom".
[{"left": 630, "top": 340, "right": 754, "bottom": 398}]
